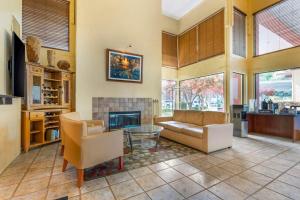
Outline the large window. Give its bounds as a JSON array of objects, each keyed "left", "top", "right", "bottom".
[
  {"left": 254, "top": 0, "right": 300, "bottom": 56},
  {"left": 179, "top": 74, "right": 224, "bottom": 111},
  {"left": 256, "top": 69, "right": 300, "bottom": 103},
  {"left": 232, "top": 73, "right": 244, "bottom": 105},
  {"left": 22, "top": 0, "right": 70, "bottom": 51},
  {"left": 161, "top": 80, "right": 176, "bottom": 116},
  {"left": 233, "top": 8, "right": 246, "bottom": 57}
]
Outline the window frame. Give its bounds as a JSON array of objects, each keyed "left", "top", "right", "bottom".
[
  {"left": 22, "top": 0, "right": 71, "bottom": 52},
  {"left": 161, "top": 79, "right": 177, "bottom": 116},
  {"left": 253, "top": 0, "right": 300, "bottom": 57},
  {"left": 233, "top": 7, "right": 247, "bottom": 58},
  {"left": 232, "top": 72, "right": 245, "bottom": 105},
  {"left": 179, "top": 72, "right": 225, "bottom": 111}
]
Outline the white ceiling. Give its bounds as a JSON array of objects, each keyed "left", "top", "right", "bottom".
[{"left": 162, "top": 0, "right": 204, "bottom": 20}]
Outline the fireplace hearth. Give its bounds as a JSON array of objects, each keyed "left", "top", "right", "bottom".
[{"left": 109, "top": 111, "right": 141, "bottom": 130}]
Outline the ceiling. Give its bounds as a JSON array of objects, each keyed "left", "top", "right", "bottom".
[{"left": 162, "top": 0, "right": 204, "bottom": 20}]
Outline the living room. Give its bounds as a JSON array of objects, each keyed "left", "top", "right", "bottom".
[{"left": 1, "top": 0, "right": 300, "bottom": 199}]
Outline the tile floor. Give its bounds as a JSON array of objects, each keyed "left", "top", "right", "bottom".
[{"left": 1, "top": 134, "right": 300, "bottom": 200}]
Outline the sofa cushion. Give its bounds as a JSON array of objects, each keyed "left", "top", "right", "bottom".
[
  {"left": 202, "top": 111, "right": 226, "bottom": 125},
  {"left": 173, "top": 110, "right": 187, "bottom": 122},
  {"left": 182, "top": 127, "right": 204, "bottom": 139},
  {"left": 164, "top": 121, "right": 191, "bottom": 133},
  {"left": 185, "top": 110, "right": 204, "bottom": 126},
  {"left": 157, "top": 121, "right": 177, "bottom": 128}
]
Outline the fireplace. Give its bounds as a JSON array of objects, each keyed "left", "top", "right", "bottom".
[{"left": 109, "top": 111, "right": 141, "bottom": 130}]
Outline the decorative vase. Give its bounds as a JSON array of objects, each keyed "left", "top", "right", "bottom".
[
  {"left": 47, "top": 50, "right": 55, "bottom": 67},
  {"left": 57, "top": 60, "right": 70, "bottom": 71},
  {"left": 26, "top": 36, "right": 41, "bottom": 63}
]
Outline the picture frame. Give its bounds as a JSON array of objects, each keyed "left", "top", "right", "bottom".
[{"left": 106, "top": 49, "right": 143, "bottom": 83}]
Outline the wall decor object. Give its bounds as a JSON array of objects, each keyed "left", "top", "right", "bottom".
[
  {"left": 57, "top": 60, "right": 70, "bottom": 70},
  {"left": 106, "top": 49, "right": 143, "bottom": 83},
  {"left": 26, "top": 36, "right": 41, "bottom": 63},
  {"left": 47, "top": 50, "right": 55, "bottom": 67}
]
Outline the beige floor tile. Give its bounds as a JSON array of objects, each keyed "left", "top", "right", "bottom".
[
  {"left": 0, "top": 173, "right": 24, "bottom": 187},
  {"left": 180, "top": 154, "right": 205, "bottom": 162},
  {"left": 156, "top": 168, "right": 184, "bottom": 183},
  {"left": 229, "top": 158, "right": 256, "bottom": 169},
  {"left": 30, "top": 160, "right": 54, "bottom": 170},
  {"left": 110, "top": 180, "right": 143, "bottom": 200},
  {"left": 47, "top": 181, "right": 79, "bottom": 200},
  {"left": 14, "top": 176, "right": 50, "bottom": 197},
  {"left": 189, "top": 172, "right": 220, "bottom": 188},
  {"left": 239, "top": 170, "right": 273, "bottom": 186},
  {"left": 69, "top": 196, "right": 80, "bottom": 200},
  {"left": 147, "top": 185, "right": 184, "bottom": 200},
  {"left": 129, "top": 167, "right": 153, "bottom": 178},
  {"left": 173, "top": 163, "right": 199, "bottom": 176},
  {"left": 148, "top": 162, "right": 169, "bottom": 172},
  {"left": 11, "top": 190, "right": 47, "bottom": 200},
  {"left": 188, "top": 190, "right": 221, "bottom": 200},
  {"left": 106, "top": 172, "right": 132, "bottom": 185},
  {"left": 23, "top": 167, "right": 52, "bottom": 181},
  {"left": 51, "top": 164, "right": 75, "bottom": 176},
  {"left": 278, "top": 173, "right": 300, "bottom": 189},
  {"left": 81, "top": 187, "right": 115, "bottom": 200},
  {"left": 126, "top": 193, "right": 151, "bottom": 200},
  {"left": 0, "top": 165, "right": 29, "bottom": 177},
  {"left": 80, "top": 177, "right": 109, "bottom": 194},
  {"left": 0, "top": 183, "right": 18, "bottom": 200},
  {"left": 251, "top": 165, "right": 282, "bottom": 178},
  {"left": 266, "top": 180, "right": 300, "bottom": 199},
  {"left": 164, "top": 158, "right": 185, "bottom": 167},
  {"left": 208, "top": 182, "right": 248, "bottom": 200},
  {"left": 225, "top": 176, "right": 262, "bottom": 195},
  {"left": 286, "top": 165, "right": 300, "bottom": 178},
  {"left": 201, "top": 156, "right": 226, "bottom": 165},
  {"left": 135, "top": 173, "right": 165, "bottom": 191},
  {"left": 261, "top": 158, "right": 295, "bottom": 172},
  {"left": 170, "top": 177, "right": 204, "bottom": 198},
  {"left": 219, "top": 162, "right": 246, "bottom": 174},
  {"left": 49, "top": 170, "right": 77, "bottom": 186},
  {"left": 189, "top": 159, "right": 214, "bottom": 171},
  {"left": 205, "top": 167, "right": 234, "bottom": 181},
  {"left": 252, "top": 188, "right": 291, "bottom": 200}
]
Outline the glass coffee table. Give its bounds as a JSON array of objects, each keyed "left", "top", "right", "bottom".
[{"left": 123, "top": 124, "right": 163, "bottom": 152}]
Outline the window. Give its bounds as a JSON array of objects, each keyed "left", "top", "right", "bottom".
[
  {"left": 254, "top": 0, "right": 300, "bottom": 56},
  {"left": 161, "top": 80, "right": 176, "bottom": 116},
  {"left": 233, "top": 8, "right": 246, "bottom": 57},
  {"left": 179, "top": 73, "right": 224, "bottom": 111},
  {"left": 232, "top": 73, "right": 244, "bottom": 104},
  {"left": 22, "top": 0, "right": 70, "bottom": 51},
  {"left": 255, "top": 69, "right": 300, "bottom": 103}
]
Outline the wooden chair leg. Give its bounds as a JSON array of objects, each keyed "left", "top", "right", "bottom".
[
  {"left": 77, "top": 169, "right": 84, "bottom": 188},
  {"left": 60, "top": 145, "right": 64, "bottom": 156},
  {"left": 62, "top": 159, "right": 68, "bottom": 172},
  {"left": 118, "top": 156, "right": 124, "bottom": 170}
]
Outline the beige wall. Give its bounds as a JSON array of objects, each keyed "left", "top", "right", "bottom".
[
  {"left": 0, "top": 0, "right": 22, "bottom": 95},
  {"left": 76, "top": 0, "right": 164, "bottom": 119},
  {"left": 0, "top": 98, "right": 21, "bottom": 173},
  {"left": 162, "top": 67, "right": 177, "bottom": 81}
]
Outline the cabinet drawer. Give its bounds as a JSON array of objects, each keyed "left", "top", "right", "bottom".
[
  {"left": 31, "top": 66, "right": 43, "bottom": 74},
  {"left": 30, "top": 112, "right": 44, "bottom": 120}
]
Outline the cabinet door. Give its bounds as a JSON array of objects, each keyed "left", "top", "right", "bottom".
[
  {"left": 29, "top": 72, "right": 44, "bottom": 107},
  {"left": 62, "top": 73, "right": 72, "bottom": 107}
]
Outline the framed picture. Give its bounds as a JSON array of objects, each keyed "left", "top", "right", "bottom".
[{"left": 106, "top": 49, "right": 143, "bottom": 83}]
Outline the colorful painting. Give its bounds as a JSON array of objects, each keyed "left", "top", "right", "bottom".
[{"left": 106, "top": 49, "right": 143, "bottom": 83}]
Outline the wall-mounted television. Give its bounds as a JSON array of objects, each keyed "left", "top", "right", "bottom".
[{"left": 9, "top": 32, "right": 25, "bottom": 97}]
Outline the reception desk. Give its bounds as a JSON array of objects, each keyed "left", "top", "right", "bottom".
[{"left": 247, "top": 112, "right": 300, "bottom": 141}]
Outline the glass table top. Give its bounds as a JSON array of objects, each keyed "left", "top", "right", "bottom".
[{"left": 123, "top": 124, "right": 163, "bottom": 134}]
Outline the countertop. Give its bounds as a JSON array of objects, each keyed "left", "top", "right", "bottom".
[{"left": 247, "top": 112, "right": 298, "bottom": 117}]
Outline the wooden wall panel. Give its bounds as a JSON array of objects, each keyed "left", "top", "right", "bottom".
[
  {"left": 188, "top": 27, "right": 198, "bottom": 64},
  {"left": 198, "top": 22, "right": 207, "bottom": 60},
  {"left": 213, "top": 10, "right": 225, "bottom": 55},
  {"left": 206, "top": 18, "right": 214, "bottom": 58},
  {"left": 179, "top": 33, "right": 190, "bottom": 67},
  {"left": 162, "top": 32, "right": 178, "bottom": 68}
]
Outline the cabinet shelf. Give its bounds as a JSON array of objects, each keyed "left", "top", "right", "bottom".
[
  {"left": 45, "top": 115, "right": 59, "bottom": 118},
  {"left": 30, "top": 130, "right": 41, "bottom": 134},
  {"left": 44, "top": 89, "right": 59, "bottom": 92},
  {"left": 44, "top": 78, "right": 61, "bottom": 82},
  {"left": 44, "top": 96, "right": 59, "bottom": 99},
  {"left": 45, "top": 125, "right": 59, "bottom": 129},
  {"left": 45, "top": 121, "right": 59, "bottom": 125}
]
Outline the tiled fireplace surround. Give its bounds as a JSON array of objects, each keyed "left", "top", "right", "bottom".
[{"left": 92, "top": 97, "right": 153, "bottom": 129}]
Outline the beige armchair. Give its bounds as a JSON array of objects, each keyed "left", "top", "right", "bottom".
[
  {"left": 60, "top": 112, "right": 124, "bottom": 187},
  {"left": 59, "top": 112, "right": 105, "bottom": 155}
]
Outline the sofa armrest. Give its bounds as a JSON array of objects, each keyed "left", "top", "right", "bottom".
[
  {"left": 202, "top": 123, "right": 233, "bottom": 153},
  {"left": 85, "top": 120, "right": 105, "bottom": 127},
  {"left": 154, "top": 116, "right": 173, "bottom": 124},
  {"left": 81, "top": 130, "right": 123, "bottom": 168}
]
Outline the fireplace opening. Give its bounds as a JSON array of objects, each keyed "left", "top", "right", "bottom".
[{"left": 109, "top": 111, "right": 141, "bottom": 130}]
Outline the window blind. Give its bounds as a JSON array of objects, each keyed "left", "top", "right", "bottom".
[
  {"left": 254, "top": 0, "right": 300, "bottom": 56},
  {"left": 233, "top": 9, "right": 246, "bottom": 57},
  {"left": 22, "top": 0, "right": 70, "bottom": 51}
]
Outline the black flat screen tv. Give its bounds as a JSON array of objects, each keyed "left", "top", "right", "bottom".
[{"left": 11, "top": 32, "right": 25, "bottom": 97}]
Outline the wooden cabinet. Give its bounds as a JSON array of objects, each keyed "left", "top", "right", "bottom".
[
  {"left": 28, "top": 65, "right": 44, "bottom": 107},
  {"left": 62, "top": 72, "right": 72, "bottom": 107},
  {"left": 162, "top": 32, "right": 178, "bottom": 68}
]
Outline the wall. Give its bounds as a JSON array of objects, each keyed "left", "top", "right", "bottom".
[
  {"left": 0, "top": 0, "right": 22, "bottom": 95},
  {"left": 0, "top": 98, "right": 21, "bottom": 173},
  {"left": 76, "top": 0, "right": 163, "bottom": 119}
]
